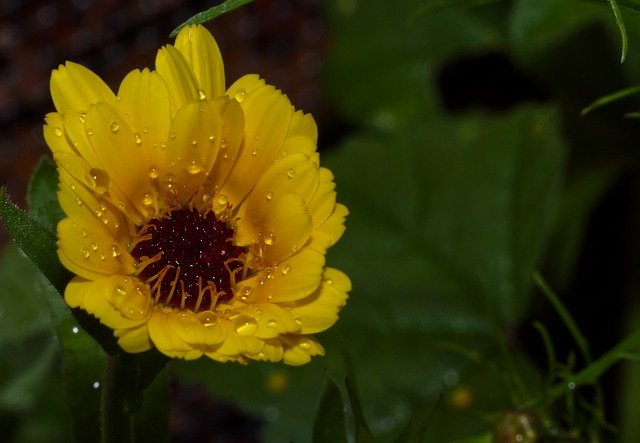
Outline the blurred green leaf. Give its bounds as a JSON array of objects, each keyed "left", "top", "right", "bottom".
[
  {"left": 345, "top": 377, "right": 375, "bottom": 443},
  {"left": 394, "top": 394, "right": 441, "bottom": 443},
  {"left": 27, "top": 157, "right": 64, "bottom": 232},
  {"left": 581, "top": 85, "right": 640, "bottom": 115},
  {"left": 0, "top": 187, "right": 71, "bottom": 295},
  {"left": 312, "top": 378, "right": 349, "bottom": 443},
  {"left": 606, "top": 0, "right": 628, "bottom": 62},
  {"left": 324, "top": 0, "right": 505, "bottom": 127},
  {"left": 169, "top": 0, "right": 255, "bottom": 37}
]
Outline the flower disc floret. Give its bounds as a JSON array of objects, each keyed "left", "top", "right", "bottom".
[{"left": 45, "top": 24, "right": 350, "bottom": 365}]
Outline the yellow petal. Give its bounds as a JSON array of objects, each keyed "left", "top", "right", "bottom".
[
  {"left": 115, "top": 324, "right": 152, "bottom": 353},
  {"left": 235, "top": 153, "right": 319, "bottom": 243},
  {"left": 286, "top": 110, "right": 318, "bottom": 142},
  {"left": 155, "top": 44, "right": 199, "bottom": 116},
  {"left": 208, "top": 319, "right": 263, "bottom": 358},
  {"left": 166, "top": 309, "right": 226, "bottom": 347},
  {"left": 50, "top": 61, "right": 116, "bottom": 114},
  {"left": 174, "top": 25, "right": 226, "bottom": 99},
  {"left": 84, "top": 102, "right": 158, "bottom": 217},
  {"left": 284, "top": 268, "right": 350, "bottom": 334},
  {"left": 249, "top": 339, "right": 284, "bottom": 362},
  {"left": 203, "top": 98, "right": 245, "bottom": 207},
  {"left": 65, "top": 276, "right": 151, "bottom": 330},
  {"left": 148, "top": 306, "right": 195, "bottom": 358},
  {"left": 115, "top": 68, "right": 171, "bottom": 162},
  {"left": 280, "top": 335, "right": 324, "bottom": 366},
  {"left": 57, "top": 216, "right": 135, "bottom": 280},
  {"left": 218, "top": 81, "right": 293, "bottom": 205},
  {"left": 307, "top": 167, "right": 337, "bottom": 229},
  {"left": 238, "top": 247, "right": 325, "bottom": 304},
  {"left": 227, "top": 303, "right": 300, "bottom": 339},
  {"left": 307, "top": 203, "right": 348, "bottom": 253},
  {"left": 162, "top": 99, "right": 223, "bottom": 205}
]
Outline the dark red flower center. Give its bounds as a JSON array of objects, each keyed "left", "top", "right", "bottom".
[{"left": 131, "top": 208, "right": 246, "bottom": 312}]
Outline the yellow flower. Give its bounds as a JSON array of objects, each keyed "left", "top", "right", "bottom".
[{"left": 44, "top": 25, "right": 349, "bottom": 365}]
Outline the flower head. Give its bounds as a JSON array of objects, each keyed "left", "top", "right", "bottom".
[{"left": 44, "top": 25, "right": 349, "bottom": 365}]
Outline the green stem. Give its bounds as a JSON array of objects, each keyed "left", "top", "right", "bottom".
[{"left": 101, "top": 351, "right": 138, "bottom": 443}]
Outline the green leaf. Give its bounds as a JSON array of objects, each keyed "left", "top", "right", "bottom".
[
  {"left": 169, "top": 0, "right": 255, "bottom": 37},
  {"left": 607, "top": 0, "right": 628, "bottom": 62},
  {"left": 581, "top": 85, "right": 640, "bottom": 115},
  {"left": 0, "top": 187, "right": 72, "bottom": 295},
  {"left": 345, "top": 377, "right": 376, "bottom": 443},
  {"left": 312, "top": 378, "right": 349, "bottom": 443},
  {"left": 394, "top": 394, "right": 442, "bottom": 443},
  {"left": 27, "top": 157, "right": 65, "bottom": 233}
]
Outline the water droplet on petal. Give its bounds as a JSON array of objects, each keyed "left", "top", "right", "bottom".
[
  {"left": 110, "top": 121, "right": 119, "bottom": 133},
  {"left": 85, "top": 168, "right": 110, "bottom": 194},
  {"left": 169, "top": 130, "right": 176, "bottom": 139},
  {"left": 53, "top": 127, "right": 63, "bottom": 136},
  {"left": 160, "top": 141, "right": 167, "bottom": 149},
  {"left": 299, "top": 339, "right": 312, "bottom": 350},
  {"left": 324, "top": 277, "right": 334, "bottom": 286},
  {"left": 197, "top": 310, "right": 217, "bottom": 327},
  {"left": 220, "top": 139, "right": 228, "bottom": 149},
  {"left": 264, "top": 231, "right": 276, "bottom": 245},
  {"left": 148, "top": 166, "right": 159, "bottom": 179},
  {"left": 266, "top": 191, "right": 273, "bottom": 201},
  {"left": 234, "top": 314, "right": 258, "bottom": 335},
  {"left": 99, "top": 253, "right": 106, "bottom": 261},
  {"left": 286, "top": 168, "right": 295, "bottom": 178},
  {"left": 86, "top": 128, "right": 94, "bottom": 136},
  {"left": 234, "top": 89, "right": 247, "bottom": 102},
  {"left": 191, "top": 139, "right": 198, "bottom": 147},
  {"left": 80, "top": 229, "right": 87, "bottom": 238},
  {"left": 114, "top": 285, "right": 127, "bottom": 297},
  {"left": 90, "top": 242, "right": 98, "bottom": 251},
  {"left": 197, "top": 88, "right": 206, "bottom": 100},
  {"left": 142, "top": 192, "right": 154, "bottom": 206},
  {"left": 251, "top": 147, "right": 258, "bottom": 156},
  {"left": 267, "top": 319, "right": 278, "bottom": 328},
  {"left": 79, "top": 113, "right": 86, "bottom": 123},
  {"left": 293, "top": 317, "right": 302, "bottom": 327},
  {"left": 186, "top": 158, "right": 204, "bottom": 174},
  {"left": 81, "top": 248, "right": 90, "bottom": 259},
  {"left": 216, "top": 194, "right": 228, "bottom": 206},
  {"left": 134, "top": 132, "right": 142, "bottom": 145},
  {"left": 110, "top": 243, "right": 121, "bottom": 257},
  {"left": 75, "top": 197, "right": 83, "bottom": 206},
  {"left": 281, "top": 265, "right": 291, "bottom": 275},
  {"left": 142, "top": 126, "right": 149, "bottom": 134},
  {"left": 208, "top": 132, "right": 215, "bottom": 141}
]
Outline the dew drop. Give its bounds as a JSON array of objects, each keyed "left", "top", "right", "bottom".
[
  {"left": 293, "top": 317, "right": 302, "bottom": 326},
  {"left": 186, "top": 158, "right": 203, "bottom": 174},
  {"left": 160, "top": 141, "right": 167, "bottom": 149},
  {"left": 117, "top": 201, "right": 125, "bottom": 210},
  {"left": 72, "top": 326, "right": 79, "bottom": 334},
  {"left": 142, "top": 192, "right": 154, "bottom": 206},
  {"left": 234, "top": 314, "right": 258, "bottom": 335},
  {"left": 191, "top": 139, "right": 198, "bottom": 147},
  {"left": 216, "top": 194, "right": 228, "bottom": 206},
  {"left": 266, "top": 191, "right": 273, "bottom": 201},
  {"left": 264, "top": 231, "right": 276, "bottom": 245},
  {"left": 90, "top": 242, "right": 98, "bottom": 251},
  {"left": 251, "top": 147, "right": 258, "bottom": 156},
  {"left": 114, "top": 285, "right": 127, "bottom": 297},
  {"left": 208, "top": 132, "right": 215, "bottom": 141},
  {"left": 220, "top": 139, "right": 228, "bottom": 149},
  {"left": 241, "top": 286, "right": 253, "bottom": 297},
  {"left": 324, "top": 277, "right": 334, "bottom": 286},
  {"left": 85, "top": 168, "right": 110, "bottom": 194},
  {"left": 86, "top": 128, "right": 94, "bottom": 136},
  {"left": 197, "top": 88, "right": 206, "bottom": 100},
  {"left": 299, "top": 339, "right": 312, "bottom": 350},
  {"left": 75, "top": 197, "right": 83, "bottom": 206},
  {"left": 79, "top": 112, "right": 86, "bottom": 123},
  {"left": 169, "top": 130, "right": 176, "bottom": 139},
  {"left": 81, "top": 248, "right": 90, "bottom": 259},
  {"left": 99, "top": 253, "right": 106, "bottom": 261},
  {"left": 148, "top": 166, "right": 159, "bottom": 179},
  {"left": 568, "top": 381, "right": 576, "bottom": 390},
  {"left": 234, "top": 88, "right": 247, "bottom": 102},
  {"left": 133, "top": 132, "right": 142, "bottom": 145},
  {"left": 92, "top": 381, "right": 101, "bottom": 390},
  {"left": 267, "top": 319, "right": 278, "bottom": 329},
  {"left": 281, "top": 265, "right": 291, "bottom": 276},
  {"left": 53, "top": 127, "right": 63, "bottom": 137},
  {"left": 202, "top": 193, "right": 212, "bottom": 204},
  {"left": 142, "top": 126, "right": 149, "bottom": 134},
  {"left": 110, "top": 243, "right": 121, "bottom": 258},
  {"left": 110, "top": 121, "right": 120, "bottom": 133},
  {"left": 286, "top": 168, "right": 296, "bottom": 178},
  {"left": 80, "top": 229, "right": 87, "bottom": 238},
  {"left": 197, "top": 310, "right": 217, "bottom": 327}
]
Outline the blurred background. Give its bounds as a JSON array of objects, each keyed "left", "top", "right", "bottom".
[{"left": 2, "top": 0, "right": 640, "bottom": 441}]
